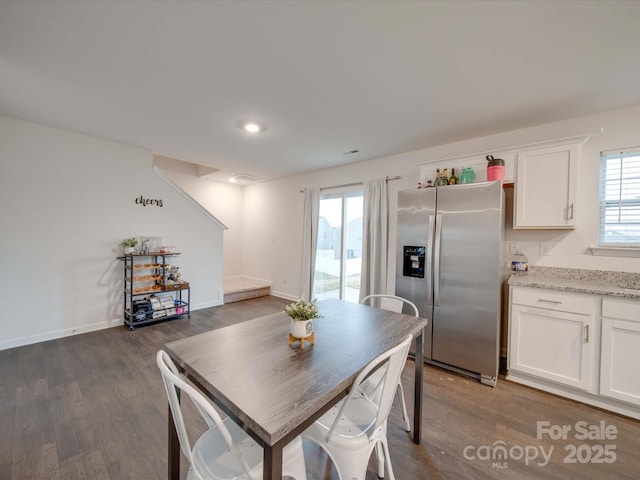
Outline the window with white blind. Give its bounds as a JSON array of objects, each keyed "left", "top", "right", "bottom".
[{"left": 599, "top": 148, "right": 640, "bottom": 247}]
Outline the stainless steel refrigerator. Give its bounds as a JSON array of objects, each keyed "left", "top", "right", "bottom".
[{"left": 395, "top": 181, "right": 504, "bottom": 386}]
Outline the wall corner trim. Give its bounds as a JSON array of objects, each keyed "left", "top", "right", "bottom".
[{"left": 152, "top": 164, "right": 228, "bottom": 230}]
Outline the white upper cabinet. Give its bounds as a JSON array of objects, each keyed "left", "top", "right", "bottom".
[
  {"left": 514, "top": 143, "right": 578, "bottom": 229},
  {"left": 417, "top": 134, "right": 594, "bottom": 229}
]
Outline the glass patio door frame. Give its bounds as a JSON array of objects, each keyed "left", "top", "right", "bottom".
[{"left": 314, "top": 187, "right": 363, "bottom": 301}]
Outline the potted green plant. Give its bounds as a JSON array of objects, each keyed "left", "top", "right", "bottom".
[
  {"left": 121, "top": 237, "right": 138, "bottom": 254},
  {"left": 284, "top": 297, "right": 321, "bottom": 339}
]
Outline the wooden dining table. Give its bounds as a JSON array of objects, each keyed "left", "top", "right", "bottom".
[{"left": 163, "top": 298, "right": 428, "bottom": 480}]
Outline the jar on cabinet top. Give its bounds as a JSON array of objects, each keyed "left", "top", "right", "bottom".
[
  {"left": 486, "top": 155, "right": 505, "bottom": 181},
  {"left": 460, "top": 167, "right": 476, "bottom": 184},
  {"left": 510, "top": 252, "right": 529, "bottom": 275}
]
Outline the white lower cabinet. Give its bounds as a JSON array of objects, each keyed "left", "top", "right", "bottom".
[
  {"left": 509, "top": 287, "right": 597, "bottom": 391},
  {"left": 600, "top": 298, "right": 640, "bottom": 406},
  {"left": 508, "top": 286, "right": 640, "bottom": 419}
]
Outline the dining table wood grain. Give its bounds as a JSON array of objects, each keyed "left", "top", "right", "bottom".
[{"left": 164, "top": 298, "right": 428, "bottom": 480}]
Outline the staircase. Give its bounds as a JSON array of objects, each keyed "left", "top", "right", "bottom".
[{"left": 223, "top": 276, "right": 272, "bottom": 304}]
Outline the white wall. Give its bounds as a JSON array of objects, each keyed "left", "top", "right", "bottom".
[
  {"left": 240, "top": 151, "right": 421, "bottom": 299},
  {"left": 0, "top": 116, "right": 224, "bottom": 350},
  {"left": 6, "top": 102, "right": 637, "bottom": 350},
  {"left": 242, "top": 103, "right": 640, "bottom": 299},
  {"left": 152, "top": 156, "right": 244, "bottom": 277}
]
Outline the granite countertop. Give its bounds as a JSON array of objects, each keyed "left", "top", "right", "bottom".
[{"left": 508, "top": 266, "right": 640, "bottom": 299}]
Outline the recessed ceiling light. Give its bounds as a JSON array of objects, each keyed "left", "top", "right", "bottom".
[
  {"left": 238, "top": 120, "right": 264, "bottom": 133},
  {"left": 228, "top": 177, "right": 237, "bottom": 183}
]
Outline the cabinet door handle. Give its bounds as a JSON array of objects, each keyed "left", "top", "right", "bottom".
[
  {"left": 584, "top": 325, "right": 589, "bottom": 344},
  {"left": 568, "top": 203, "right": 574, "bottom": 220},
  {"left": 537, "top": 298, "right": 562, "bottom": 305}
]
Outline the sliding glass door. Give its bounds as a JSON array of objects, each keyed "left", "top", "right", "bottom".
[{"left": 313, "top": 189, "right": 363, "bottom": 302}]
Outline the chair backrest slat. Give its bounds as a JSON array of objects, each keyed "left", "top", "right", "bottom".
[
  {"left": 156, "top": 350, "right": 257, "bottom": 479},
  {"left": 360, "top": 294, "right": 419, "bottom": 317},
  {"left": 325, "top": 335, "right": 413, "bottom": 442},
  {"left": 157, "top": 351, "right": 197, "bottom": 463}
]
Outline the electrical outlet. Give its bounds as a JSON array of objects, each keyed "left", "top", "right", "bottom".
[
  {"left": 540, "top": 242, "right": 551, "bottom": 256},
  {"left": 510, "top": 242, "right": 519, "bottom": 255}
]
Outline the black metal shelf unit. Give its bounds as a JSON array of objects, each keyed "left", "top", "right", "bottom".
[{"left": 118, "top": 252, "right": 191, "bottom": 330}]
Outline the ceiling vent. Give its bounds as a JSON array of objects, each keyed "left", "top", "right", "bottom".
[{"left": 230, "top": 173, "right": 263, "bottom": 183}]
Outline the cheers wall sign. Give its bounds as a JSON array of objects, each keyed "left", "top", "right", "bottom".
[{"left": 135, "top": 195, "right": 163, "bottom": 207}]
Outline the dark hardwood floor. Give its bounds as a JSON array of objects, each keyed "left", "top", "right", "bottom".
[{"left": 1, "top": 295, "right": 638, "bottom": 479}]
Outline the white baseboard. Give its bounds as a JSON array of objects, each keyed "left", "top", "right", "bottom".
[
  {"left": 271, "top": 290, "right": 298, "bottom": 301},
  {"left": 506, "top": 370, "right": 640, "bottom": 421},
  {"left": 191, "top": 300, "right": 224, "bottom": 310},
  {"left": 1, "top": 301, "right": 224, "bottom": 351},
  {"left": 1, "top": 297, "right": 268, "bottom": 351},
  {"left": 0, "top": 320, "right": 119, "bottom": 351}
]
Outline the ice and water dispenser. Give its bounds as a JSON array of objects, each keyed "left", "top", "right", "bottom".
[{"left": 402, "top": 246, "right": 425, "bottom": 279}]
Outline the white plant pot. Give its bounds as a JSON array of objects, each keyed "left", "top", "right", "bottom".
[
  {"left": 290, "top": 319, "right": 313, "bottom": 339},
  {"left": 124, "top": 246, "right": 135, "bottom": 254}
]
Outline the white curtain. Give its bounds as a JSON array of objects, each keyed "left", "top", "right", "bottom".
[
  {"left": 360, "top": 178, "right": 388, "bottom": 301},
  {"left": 300, "top": 188, "right": 319, "bottom": 300}
]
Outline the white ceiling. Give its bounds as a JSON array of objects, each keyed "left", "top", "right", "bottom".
[{"left": 2, "top": 1, "right": 640, "bottom": 183}]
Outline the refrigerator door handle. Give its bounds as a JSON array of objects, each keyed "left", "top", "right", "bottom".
[
  {"left": 426, "top": 214, "right": 435, "bottom": 305},
  {"left": 433, "top": 214, "right": 443, "bottom": 306}
]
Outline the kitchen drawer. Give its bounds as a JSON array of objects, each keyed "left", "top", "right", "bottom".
[
  {"left": 511, "top": 287, "right": 597, "bottom": 316},
  {"left": 602, "top": 297, "right": 640, "bottom": 322}
]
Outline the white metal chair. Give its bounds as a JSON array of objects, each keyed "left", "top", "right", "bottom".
[
  {"left": 359, "top": 294, "right": 419, "bottom": 432},
  {"left": 301, "top": 335, "right": 413, "bottom": 480},
  {"left": 156, "top": 350, "right": 307, "bottom": 480}
]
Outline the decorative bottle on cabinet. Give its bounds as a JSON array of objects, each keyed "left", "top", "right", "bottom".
[
  {"left": 449, "top": 168, "right": 458, "bottom": 185},
  {"left": 434, "top": 168, "right": 447, "bottom": 186}
]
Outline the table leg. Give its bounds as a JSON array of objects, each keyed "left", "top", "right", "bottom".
[
  {"left": 168, "top": 401, "right": 180, "bottom": 480},
  {"left": 263, "top": 443, "right": 283, "bottom": 480},
  {"left": 413, "top": 330, "right": 424, "bottom": 444}
]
